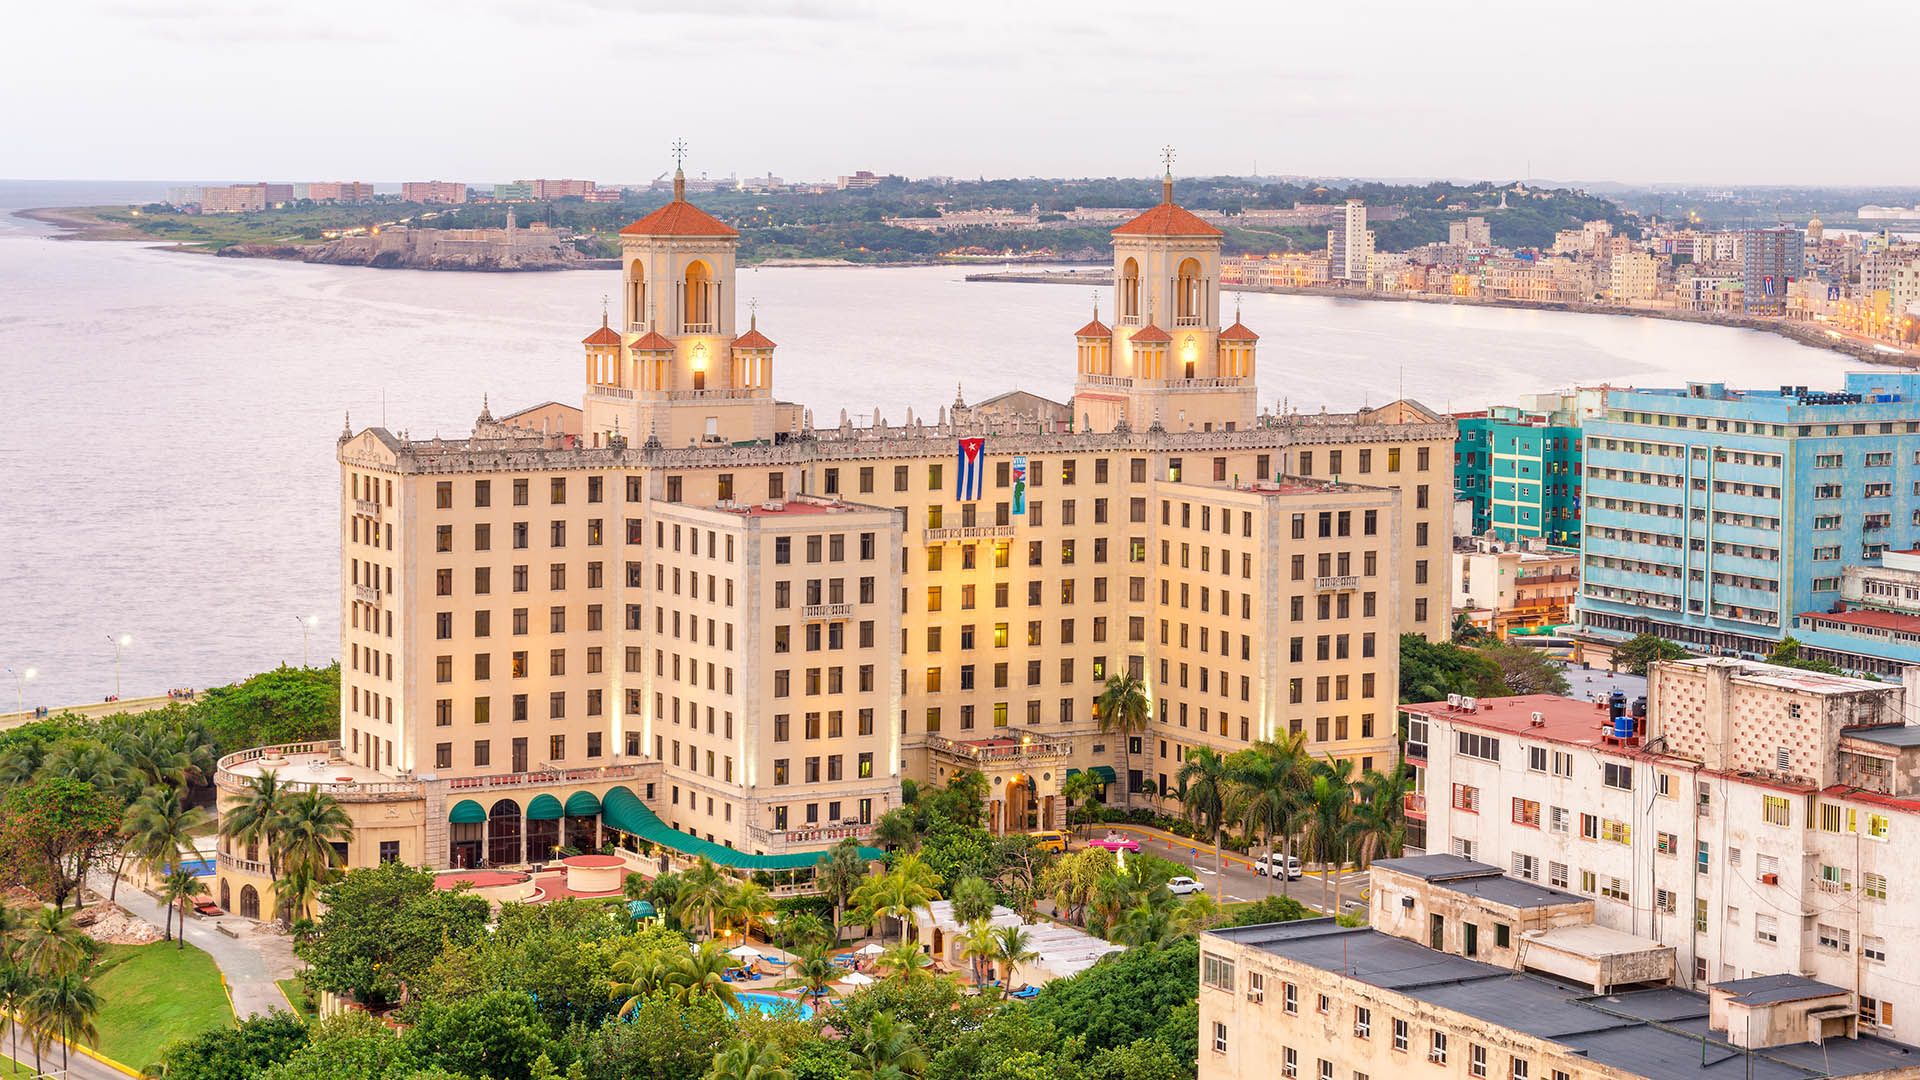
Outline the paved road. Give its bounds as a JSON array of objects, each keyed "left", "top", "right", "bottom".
[
  {"left": 91, "top": 876, "right": 299, "bottom": 1019},
  {"left": 1113, "top": 828, "right": 1370, "bottom": 914},
  {"left": 0, "top": 1019, "right": 125, "bottom": 1080}
]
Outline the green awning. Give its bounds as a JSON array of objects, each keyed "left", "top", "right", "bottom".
[
  {"left": 600, "top": 785, "right": 885, "bottom": 871},
  {"left": 565, "top": 791, "right": 603, "bottom": 817},
  {"left": 1089, "top": 765, "right": 1117, "bottom": 784},
  {"left": 526, "top": 794, "right": 564, "bottom": 820},
  {"left": 449, "top": 799, "right": 486, "bottom": 824},
  {"left": 627, "top": 900, "right": 656, "bottom": 919}
]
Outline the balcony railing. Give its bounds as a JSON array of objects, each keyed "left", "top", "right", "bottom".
[
  {"left": 590, "top": 385, "right": 635, "bottom": 400},
  {"left": 354, "top": 584, "right": 380, "bottom": 604},
  {"left": 444, "top": 761, "right": 652, "bottom": 791},
  {"left": 745, "top": 820, "right": 877, "bottom": 852},
  {"left": 354, "top": 498, "right": 381, "bottom": 517},
  {"left": 925, "top": 524, "right": 1014, "bottom": 543},
  {"left": 665, "top": 388, "right": 760, "bottom": 401},
  {"left": 802, "top": 603, "right": 855, "bottom": 620},
  {"left": 214, "top": 741, "right": 422, "bottom": 800},
  {"left": 1315, "top": 575, "right": 1360, "bottom": 592},
  {"left": 1173, "top": 315, "right": 1207, "bottom": 327},
  {"left": 926, "top": 733, "right": 1072, "bottom": 764},
  {"left": 1403, "top": 793, "right": 1427, "bottom": 815},
  {"left": 217, "top": 850, "right": 270, "bottom": 876}
]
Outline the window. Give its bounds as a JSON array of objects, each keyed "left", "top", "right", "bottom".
[
  {"left": 1456, "top": 730, "right": 1500, "bottom": 761},
  {"left": 1602, "top": 762, "right": 1633, "bottom": 790},
  {"left": 1865, "top": 871, "right": 1888, "bottom": 900},
  {"left": 1817, "top": 923, "right": 1851, "bottom": 953},
  {"left": 1754, "top": 914, "right": 1778, "bottom": 944},
  {"left": 1354, "top": 1005, "right": 1371, "bottom": 1038},
  {"left": 1511, "top": 798, "right": 1539, "bottom": 827},
  {"left": 1211, "top": 1021, "right": 1226, "bottom": 1055},
  {"left": 1201, "top": 953, "right": 1235, "bottom": 991},
  {"left": 1392, "top": 1018, "right": 1408, "bottom": 1052},
  {"left": 1430, "top": 1032, "right": 1447, "bottom": 1065},
  {"left": 1761, "top": 795, "right": 1790, "bottom": 827},
  {"left": 1452, "top": 783, "right": 1479, "bottom": 813},
  {"left": 1282, "top": 981, "right": 1297, "bottom": 1015},
  {"left": 1470, "top": 1044, "right": 1488, "bottom": 1079}
]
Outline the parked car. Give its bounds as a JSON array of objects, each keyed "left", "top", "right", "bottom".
[
  {"left": 1253, "top": 853, "right": 1303, "bottom": 880},
  {"left": 1167, "top": 876, "right": 1205, "bottom": 895},
  {"left": 1029, "top": 829, "right": 1069, "bottom": 853},
  {"left": 1087, "top": 832, "right": 1141, "bottom": 853}
]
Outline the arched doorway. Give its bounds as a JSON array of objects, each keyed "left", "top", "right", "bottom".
[
  {"left": 684, "top": 260, "right": 714, "bottom": 333},
  {"left": 219, "top": 879, "right": 231, "bottom": 912},
  {"left": 449, "top": 799, "right": 485, "bottom": 868},
  {"left": 526, "top": 794, "right": 563, "bottom": 863},
  {"left": 1176, "top": 257, "right": 1203, "bottom": 325},
  {"left": 239, "top": 884, "right": 259, "bottom": 920},
  {"left": 564, "top": 790, "right": 602, "bottom": 851},
  {"left": 1119, "top": 258, "right": 1141, "bottom": 321},
  {"left": 488, "top": 799, "right": 523, "bottom": 867}
]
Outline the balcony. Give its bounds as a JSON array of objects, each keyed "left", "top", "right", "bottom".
[
  {"left": 442, "top": 761, "right": 654, "bottom": 792},
  {"left": 802, "top": 603, "right": 854, "bottom": 620},
  {"left": 1174, "top": 315, "right": 1207, "bottom": 327},
  {"left": 924, "top": 524, "right": 1015, "bottom": 543},
  {"left": 1315, "top": 575, "right": 1360, "bottom": 592},
  {"left": 354, "top": 498, "right": 381, "bottom": 517},
  {"left": 1403, "top": 793, "right": 1427, "bottom": 816},
  {"left": 355, "top": 584, "right": 380, "bottom": 604},
  {"left": 215, "top": 742, "right": 421, "bottom": 801},
  {"left": 683, "top": 321, "right": 717, "bottom": 334},
  {"left": 217, "top": 851, "right": 270, "bottom": 876},
  {"left": 590, "top": 385, "right": 635, "bottom": 401},
  {"left": 927, "top": 732, "right": 1072, "bottom": 765},
  {"left": 665, "top": 388, "right": 761, "bottom": 401},
  {"left": 744, "top": 819, "right": 877, "bottom": 853}
]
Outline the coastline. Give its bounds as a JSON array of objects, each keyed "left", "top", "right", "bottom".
[
  {"left": 15, "top": 205, "right": 156, "bottom": 241},
  {"left": 966, "top": 270, "right": 1920, "bottom": 370}
]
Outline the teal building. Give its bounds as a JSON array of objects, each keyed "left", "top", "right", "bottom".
[{"left": 1454, "top": 405, "right": 1583, "bottom": 547}]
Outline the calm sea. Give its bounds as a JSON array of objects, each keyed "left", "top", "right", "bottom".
[{"left": 0, "top": 181, "right": 1856, "bottom": 708}]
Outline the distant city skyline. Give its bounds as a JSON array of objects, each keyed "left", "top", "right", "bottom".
[{"left": 7, "top": 0, "right": 1916, "bottom": 187}]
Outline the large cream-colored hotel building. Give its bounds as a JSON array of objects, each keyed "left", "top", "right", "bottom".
[{"left": 213, "top": 167, "right": 1454, "bottom": 919}]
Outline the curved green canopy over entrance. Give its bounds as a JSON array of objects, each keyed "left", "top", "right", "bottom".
[
  {"left": 564, "top": 790, "right": 603, "bottom": 817},
  {"left": 525, "top": 794, "right": 564, "bottom": 820},
  {"left": 600, "top": 785, "right": 884, "bottom": 871},
  {"left": 449, "top": 799, "right": 486, "bottom": 825}
]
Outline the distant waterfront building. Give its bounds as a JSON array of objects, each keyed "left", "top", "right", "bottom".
[
  {"left": 1792, "top": 548, "right": 1920, "bottom": 674},
  {"left": 1743, "top": 227, "right": 1805, "bottom": 314},
  {"left": 1580, "top": 375, "right": 1920, "bottom": 667},
  {"left": 1860, "top": 204, "right": 1920, "bottom": 222},
  {"left": 837, "top": 171, "right": 884, "bottom": 190},
  {"left": 198, "top": 184, "right": 268, "bottom": 214},
  {"left": 532, "top": 179, "right": 597, "bottom": 200},
  {"left": 1453, "top": 536, "right": 1581, "bottom": 637},
  {"left": 165, "top": 186, "right": 203, "bottom": 208},
  {"left": 1607, "top": 249, "right": 1661, "bottom": 304},
  {"left": 1452, "top": 396, "right": 1594, "bottom": 546},
  {"left": 402, "top": 181, "right": 469, "bottom": 205},
  {"left": 490, "top": 181, "right": 535, "bottom": 201},
  {"left": 1328, "top": 198, "right": 1374, "bottom": 282},
  {"left": 301, "top": 182, "right": 374, "bottom": 204},
  {"left": 1447, "top": 216, "right": 1491, "bottom": 247}
]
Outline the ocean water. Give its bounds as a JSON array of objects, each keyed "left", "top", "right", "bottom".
[{"left": 0, "top": 181, "right": 1856, "bottom": 708}]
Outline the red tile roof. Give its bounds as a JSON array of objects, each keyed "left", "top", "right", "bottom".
[
  {"left": 619, "top": 199, "right": 739, "bottom": 238},
  {"left": 1111, "top": 201, "right": 1223, "bottom": 238},
  {"left": 1074, "top": 318, "right": 1112, "bottom": 338},
  {"left": 582, "top": 322, "right": 623, "bottom": 347},
  {"left": 1219, "top": 320, "right": 1259, "bottom": 342},
  {"left": 629, "top": 329, "right": 675, "bottom": 352},
  {"left": 1129, "top": 324, "right": 1171, "bottom": 344},
  {"left": 733, "top": 328, "right": 776, "bottom": 350},
  {"left": 1821, "top": 784, "right": 1920, "bottom": 814},
  {"left": 1403, "top": 694, "right": 1674, "bottom": 762},
  {"left": 1799, "top": 608, "right": 1920, "bottom": 632}
]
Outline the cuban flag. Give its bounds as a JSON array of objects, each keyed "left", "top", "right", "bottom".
[{"left": 956, "top": 438, "right": 985, "bottom": 501}]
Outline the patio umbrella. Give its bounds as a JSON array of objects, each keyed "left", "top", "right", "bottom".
[
  {"left": 856, "top": 942, "right": 886, "bottom": 956},
  {"left": 840, "top": 971, "right": 876, "bottom": 986},
  {"left": 728, "top": 945, "right": 761, "bottom": 959}
]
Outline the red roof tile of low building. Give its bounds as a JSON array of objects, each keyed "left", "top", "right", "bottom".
[
  {"left": 629, "top": 329, "right": 675, "bottom": 352},
  {"left": 1129, "top": 323, "right": 1171, "bottom": 344},
  {"left": 1403, "top": 694, "right": 1678, "bottom": 762},
  {"left": 619, "top": 199, "right": 739, "bottom": 238},
  {"left": 1111, "top": 201, "right": 1223, "bottom": 238},
  {"left": 582, "top": 321, "right": 623, "bottom": 347},
  {"left": 1219, "top": 320, "right": 1259, "bottom": 342},
  {"left": 1799, "top": 609, "right": 1920, "bottom": 632},
  {"left": 1074, "top": 318, "right": 1112, "bottom": 338},
  {"left": 1821, "top": 784, "right": 1920, "bottom": 814},
  {"left": 733, "top": 328, "right": 776, "bottom": 350}
]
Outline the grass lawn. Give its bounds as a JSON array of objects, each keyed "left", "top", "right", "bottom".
[
  {"left": 89, "top": 942, "right": 235, "bottom": 1071},
  {"left": 276, "top": 977, "right": 314, "bottom": 1021}
]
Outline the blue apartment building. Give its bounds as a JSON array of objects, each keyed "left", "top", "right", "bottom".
[{"left": 1580, "top": 373, "right": 1920, "bottom": 669}]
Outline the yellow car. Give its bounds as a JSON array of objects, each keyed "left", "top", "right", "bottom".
[{"left": 1030, "top": 830, "right": 1069, "bottom": 853}]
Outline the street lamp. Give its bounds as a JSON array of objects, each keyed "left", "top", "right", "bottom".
[
  {"left": 297, "top": 615, "right": 318, "bottom": 668},
  {"left": 109, "top": 634, "right": 131, "bottom": 699},
  {"left": 6, "top": 667, "right": 34, "bottom": 715}
]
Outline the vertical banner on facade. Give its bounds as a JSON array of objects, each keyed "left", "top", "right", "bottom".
[
  {"left": 956, "top": 437, "right": 985, "bottom": 501},
  {"left": 1011, "top": 455, "right": 1028, "bottom": 515}
]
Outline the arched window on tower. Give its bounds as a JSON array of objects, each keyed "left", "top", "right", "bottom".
[
  {"left": 684, "top": 260, "right": 714, "bottom": 333},
  {"left": 1119, "top": 258, "right": 1141, "bottom": 324},
  {"left": 627, "top": 261, "right": 647, "bottom": 329},
  {"left": 1176, "top": 258, "right": 1204, "bottom": 326}
]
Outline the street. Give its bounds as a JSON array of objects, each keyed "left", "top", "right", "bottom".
[{"left": 1097, "top": 827, "right": 1373, "bottom": 915}]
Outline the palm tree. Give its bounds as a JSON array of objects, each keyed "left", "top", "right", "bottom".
[
  {"left": 1060, "top": 769, "right": 1104, "bottom": 826},
  {"left": 1231, "top": 735, "right": 1310, "bottom": 897},
  {"left": 609, "top": 948, "right": 673, "bottom": 1019},
  {"left": 847, "top": 1011, "right": 928, "bottom": 1080},
  {"left": 1347, "top": 766, "right": 1411, "bottom": 881},
  {"left": 876, "top": 941, "right": 932, "bottom": 982},
  {"left": 271, "top": 789, "right": 353, "bottom": 924},
  {"left": 1095, "top": 672, "right": 1152, "bottom": 807},
  {"left": 125, "top": 786, "right": 210, "bottom": 940},
  {"left": 673, "top": 858, "right": 729, "bottom": 940},
  {"left": 23, "top": 972, "right": 100, "bottom": 1073},
  {"left": 776, "top": 911, "right": 831, "bottom": 954},
  {"left": 949, "top": 876, "right": 995, "bottom": 925},
  {"left": 219, "top": 772, "right": 288, "bottom": 881},
  {"left": 990, "top": 924, "right": 1038, "bottom": 989},
  {"left": 1300, "top": 759, "right": 1357, "bottom": 914},
  {"left": 957, "top": 918, "right": 998, "bottom": 987},
  {"left": 667, "top": 942, "right": 741, "bottom": 1011},
  {"left": 720, "top": 881, "right": 773, "bottom": 943},
  {"left": 17, "top": 907, "right": 91, "bottom": 980},
  {"left": 793, "top": 945, "right": 837, "bottom": 1004},
  {"left": 852, "top": 854, "right": 942, "bottom": 944},
  {"left": 705, "top": 1038, "right": 791, "bottom": 1080},
  {"left": 162, "top": 871, "right": 209, "bottom": 949},
  {"left": 0, "top": 902, "right": 28, "bottom": 1065},
  {"left": 871, "top": 808, "right": 920, "bottom": 853},
  {"left": 816, "top": 839, "right": 870, "bottom": 938},
  {"left": 1172, "top": 892, "right": 1223, "bottom": 936},
  {"left": 120, "top": 728, "right": 191, "bottom": 792},
  {"left": 1175, "top": 748, "right": 1231, "bottom": 872}
]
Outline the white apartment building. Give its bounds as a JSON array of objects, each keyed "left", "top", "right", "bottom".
[{"left": 1411, "top": 657, "right": 1920, "bottom": 1043}]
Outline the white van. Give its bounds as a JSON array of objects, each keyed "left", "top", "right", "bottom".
[{"left": 1253, "top": 853, "right": 1303, "bottom": 879}]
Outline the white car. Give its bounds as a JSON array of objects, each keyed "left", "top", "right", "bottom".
[
  {"left": 1167, "top": 876, "right": 1205, "bottom": 895},
  {"left": 1253, "top": 854, "right": 1303, "bottom": 880}
]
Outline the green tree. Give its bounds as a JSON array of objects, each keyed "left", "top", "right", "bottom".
[
  {"left": 948, "top": 876, "right": 996, "bottom": 925},
  {"left": 1095, "top": 673, "right": 1151, "bottom": 806},
  {"left": 1059, "top": 770, "right": 1104, "bottom": 824},
  {"left": 296, "top": 863, "right": 489, "bottom": 1008},
  {"left": 157, "top": 1010, "right": 309, "bottom": 1080},
  {"left": 852, "top": 854, "right": 942, "bottom": 944},
  {"left": 1228, "top": 733, "right": 1310, "bottom": 898},
  {"left": 125, "top": 785, "right": 210, "bottom": 939},
  {"left": 990, "top": 924, "right": 1038, "bottom": 988},
  {"left": 272, "top": 789, "right": 354, "bottom": 924},
  {"left": 1300, "top": 760, "right": 1356, "bottom": 913},
  {"left": 0, "top": 775, "right": 120, "bottom": 909},
  {"left": 793, "top": 944, "right": 839, "bottom": 1004},
  {"left": 399, "top": 989, "right": 549, "bottom": 1079},
  {"left": 1224, "top": 894, "right": 1313, "bottom": 926},
  {"left": 1614, "top": 633, "right": 1690, "bottom": 676},
  {"left": 1480, "top": 642, "right": 1572, "bottom": 696},
  {"left": 22, "top": 970, "right": 100, "bottom": 1073},
  {"left": 847, "top": 1011, "right": 929, "bottom": 1080},
  {"left": 1768, "top": 637, "right": 1845, "bottom": 675},
  {"left": 722, "top": 880, "right": 774, "bottom": 942},
  {"left": 1024, "top": 938, "right": 1198, "bottom": 1061},
  {"left": 877, "top": 941, "right": 934, "bottom": 982},
  {"left": 577, "top": 994, "right": 731, "bottom": 1080},
  {"left": 707, "top": 1038, "right": 793, "bottom": 1080},
  {"left": 872, "top": 808, "right": 921, "bottom": 854},
  {"left": 17, "top": 904, "right": 95, "bottom": 979},
  {"left": 815, "top": 838, "right": 871, "bottom": 937},
  {"left": 257, "top": 1012, "right": 421, "bottom": 1080},
  {"left": 1174, "top": 747, "right": 1230, "bottom": 872},
  {"left": 1398, "top": 634, "right": 1505, "bottom": 703},
  {"left": 191, "top": 663, "right": 341, "bottom": 754},
  {"left": 957, "top": 918, "right": 998, "bottom": 987},
  {"left": 674, "top": 857, "right": 730, "bottom": 940},
  {"left": 163, "top": 869, "right": 210, "bottom": 948},
  {"left": 220, "top": 771, "right": 289, "bottom": 883},
  {"left": 1347, "top": 766, "right": 1411, "bottom": 880}
]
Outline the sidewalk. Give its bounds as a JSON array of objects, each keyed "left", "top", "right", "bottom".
[{"left": 89, "top": 877, "right": 300, "bottom": 1019}]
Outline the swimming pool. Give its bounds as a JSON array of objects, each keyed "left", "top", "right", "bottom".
[
  {"left": 167, "top": 858, "right": 216, "bottom": 878},
  {"left": 730, "top": 992, "right": 814, "bottom": 1020}
]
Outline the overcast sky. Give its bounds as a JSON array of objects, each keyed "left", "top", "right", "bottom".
[{"left": 8, "top": 0, "right": 1914, "bottom": 187}]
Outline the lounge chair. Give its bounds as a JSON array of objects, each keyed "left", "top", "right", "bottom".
[{"left": 1010, "top": 985, "right": 1039, "bottom": 1000}]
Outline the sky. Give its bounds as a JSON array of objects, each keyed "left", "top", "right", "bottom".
[{"left": 7, "top": 0, "right": 1916, "bottom": 188}]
